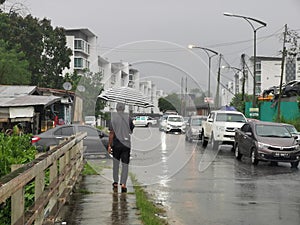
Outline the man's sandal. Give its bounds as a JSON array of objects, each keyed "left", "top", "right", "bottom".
[{"left": 112, "top": 182, "right": 118, "bottom": 191}]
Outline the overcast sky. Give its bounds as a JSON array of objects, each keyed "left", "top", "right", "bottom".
[{"left": 9, "top": 0, "right": 300, "bottom": 94}]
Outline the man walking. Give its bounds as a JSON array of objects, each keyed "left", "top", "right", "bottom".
[{"left": 108, "top": 103, "right": 134, "bottom": 193}]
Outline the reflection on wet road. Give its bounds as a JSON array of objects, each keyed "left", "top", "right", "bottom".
[
  {"left": 111, "top": 193, "right": 129, "bottom": 224},
  {"left": 131, "top": 127, "right": 300, "bottom": 225}
]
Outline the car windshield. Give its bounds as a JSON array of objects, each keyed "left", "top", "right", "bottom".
[
  {"left": 255, "top": 124, "right": 292, "bottom": 138},
  {"left": 168, "top": 116, "right": 183, "bottom": 122},
  {"left": 191, "top": 118, "right": 203, "bottom": 126},
  {"left": 285, "top": 125, "right": 298, "bottom": 134},
  {"left": 216, "top": 113, "right": 246, "bottom": 122}
]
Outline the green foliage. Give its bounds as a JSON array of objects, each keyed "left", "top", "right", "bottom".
[
  {"left": 75, "top": 70, "right": 104, "bottom": 116},
  {"left": 194, "top": 92, "right": 206, "bottom": 105},
  {"left": 230, "top": 93, "right": 252, "bottom": 113},
  {"left": 0, "top": 12, "right": 72, "bottom": 88},
  {"left": 0, "top": 39, "right": 31, "bottom": 84},
  {"left": 131, "top": 175, "right": 168, "bottom": 225},
  {"left": 82, "top": 161, "right": 99, "bottom": 176},
  {"left": 158, "top": 93, "right": 181, "bottom": 113},
  {"left": 0, "top": 133, "right": 36, "bottom": 177},
  {"left": 0, "top": 133, "right": 37, "bottom": 224}
]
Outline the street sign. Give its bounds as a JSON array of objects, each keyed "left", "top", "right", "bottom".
[
  {"left": 204, "top": 97, "right": 214, "bottom": 104},
  {"left": 249, "top": 107, "right": 259, "bottom": 117}
]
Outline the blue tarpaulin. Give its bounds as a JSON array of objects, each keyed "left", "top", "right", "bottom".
[{"left": 219, "top": 105, "right": 237, "bottom": 111}]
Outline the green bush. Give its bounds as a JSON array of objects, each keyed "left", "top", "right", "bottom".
[{"left": 0, "top": 133, "right": 37, "bottom": 224}]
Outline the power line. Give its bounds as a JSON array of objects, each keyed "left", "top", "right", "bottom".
[{"left": 98, "top": 26, "right": 296, "bottom": 53}]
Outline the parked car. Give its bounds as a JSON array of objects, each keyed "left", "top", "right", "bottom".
[
  {"left": 84, "top": 116, "right": 96, "bottom": 127},
  {"left": 234, "top": 120, "right": 300, "bottom": 168},
  {"left": 162, "top": 115, "right": 186, "bottom": 134},
  {"left": 31, "top": 124, "right": 109, "bottom": 157},
  {"left": 282, "top": 80, "right": 300, "bottom": 97},
  {"left": 282, "top": 123, "right": 300, "bottom": 143},
  {"left": 133, "top": 116, "right": 157, "bottom": 127},
  {"left": 185, "top": 115, "right": 207, "bottom": 142}
]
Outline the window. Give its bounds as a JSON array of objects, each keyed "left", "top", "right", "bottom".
[
  {"left": 241, "top": 124, "right": 251, "bottom": 133},
  {"left": 74, "top": 58, "right": 83, "bottom": 68},
  {"left": 191, "top": 118, "right": 202, "bottom": 126},
  {"left": 54, "top": 126, "right": 74, "bottom": 136},
  {"left": 216, "top": 113, "right": 246, "bottom": 122},
  {"left": 74, "top": 40, "right": 84, "bottom": 50},
  {"left": 256, "top": 62, "right": 261, "bottom": 71},
  {"left": 74, "top": 39, "right": 90, "bottom": 55},
  {"left": 78, "top": 126, "right": 98, "bottom": 136}
]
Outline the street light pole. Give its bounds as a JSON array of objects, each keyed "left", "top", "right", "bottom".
[
  {"left": 188, "top": 45, "right": 218, "bottom": 98},
  {"left": 223, "top": 12, "right": 267, "bottom": 108}
]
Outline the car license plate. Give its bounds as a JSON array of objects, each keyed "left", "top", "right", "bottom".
[{"left": 274, "top": 153, "right": 290, "bottom": 157}]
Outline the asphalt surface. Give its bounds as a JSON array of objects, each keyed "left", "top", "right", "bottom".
[{"left": 62, "top": 159, "right": 142, "bottom": 225}]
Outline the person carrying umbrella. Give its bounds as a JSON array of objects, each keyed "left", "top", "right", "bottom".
[{"left": 108, "top": 102, "right": 135, "bottom": 193}]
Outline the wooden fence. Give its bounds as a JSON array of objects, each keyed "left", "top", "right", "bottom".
[{"left": 0, "top": 132, "right": 86, "bottom": 225}]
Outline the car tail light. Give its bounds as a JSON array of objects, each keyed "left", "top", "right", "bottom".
[{"left": 31, "top": 136, "right": 41, "bottom": 144}]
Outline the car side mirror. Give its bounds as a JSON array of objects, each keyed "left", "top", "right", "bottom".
[
  {"left": 208, "top": 118, "right": 213, "bottom": 122},
  {"left": 293, "top": 135, "right": 298, "bottom": 140}
]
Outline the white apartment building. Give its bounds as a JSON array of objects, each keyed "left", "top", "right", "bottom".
[
  {"left": 63, "top": 29, "right": 100, "bottom": 76},
  {"left": 99, "top": 57, "right": 161, "bottom": 114}
]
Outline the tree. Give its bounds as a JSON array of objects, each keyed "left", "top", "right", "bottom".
[
  {"left": 65, "top": 70, "right": 105, "bottom": 117},
  {"left": 0, "top": 39, "right": 30, "bottom": 84},
  {"left": 158, "top": 93, "right": 181, "bottom": 113},
  {"left": 230, "top": 93, "right": 252, "bottom": 113},
  {"left": 39, "top": 18, "right": 72, "bottom": 88},
  {"left": 0, "top": 12, "right": 72, "bottom": 88}
]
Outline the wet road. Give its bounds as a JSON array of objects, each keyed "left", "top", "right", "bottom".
[{"left": 130, "top": 127, "right": 300, "bottom": 225}]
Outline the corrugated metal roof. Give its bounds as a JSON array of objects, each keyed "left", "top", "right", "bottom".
[
  {"left": 0, "top": 95, "right": 61, "bottom": 107},
  {"left": 0, "top": 85, "right": 37, "bottom": 97}
]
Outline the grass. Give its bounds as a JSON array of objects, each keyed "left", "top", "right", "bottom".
[
  {"left": 130, "top": 174, "right": 168, "bottom": 225},
  {"left": 81, "top": 161, "right": 99, "bottom": 175}
]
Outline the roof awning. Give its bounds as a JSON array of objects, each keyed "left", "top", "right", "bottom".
[
  {"left": 0, "top": 95, "right": 61, "bottom": 108},
  {"left": 9, "top": 107, "right": 34, "bottom": 118}
]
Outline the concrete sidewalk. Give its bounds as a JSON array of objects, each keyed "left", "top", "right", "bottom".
[{"left": 62, "top": 159, "right": 142, "bottom": 225}]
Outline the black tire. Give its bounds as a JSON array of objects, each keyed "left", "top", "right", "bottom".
[
  {"left": 234, "top": 144, "right": 242, "bottom": 160},
  {"left": 251, "top": 148, "right": 259, "bottom": 165},
  {"left": 291, "top": 161, "right": 299, "bottom": 168},
  {"left": 211, "top": 134, "right": 219, "bottom": 150},
  {"left": 202, "top": 132, "right": 208, "bottom": 147}
]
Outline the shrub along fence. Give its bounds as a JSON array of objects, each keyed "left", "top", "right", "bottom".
[{"left": 0, "top": 132, "right": 86, "bottom": 225}]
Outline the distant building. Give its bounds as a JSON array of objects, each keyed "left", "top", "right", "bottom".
[
  {"left": 63, "top": 28, "right": 100, "bottom": 76},
  {"left": 221, "top": 56, "right": 300, "bottom": 105}
]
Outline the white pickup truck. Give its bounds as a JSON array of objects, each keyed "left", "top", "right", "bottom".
[{"left": 201, "top": 110, "right": 247, "bottom": 150}]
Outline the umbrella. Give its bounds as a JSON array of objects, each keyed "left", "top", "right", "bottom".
[{"left": 98, "top": 86, "right": 154, "bottom": 108}]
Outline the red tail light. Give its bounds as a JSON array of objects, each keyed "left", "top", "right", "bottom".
[{"left": 31, "top": 136, "right": 41, "bottom": 144}]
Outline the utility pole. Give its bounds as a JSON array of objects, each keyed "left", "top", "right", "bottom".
[
  {"left": 215, "top": 54, "right": 222, "bottom": 108},
  {"left": 241, "top": 54, "right": 246, "bottom": 102},
  {"left": 277, "top": 24, "right": 288, "bottom": 121}
]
